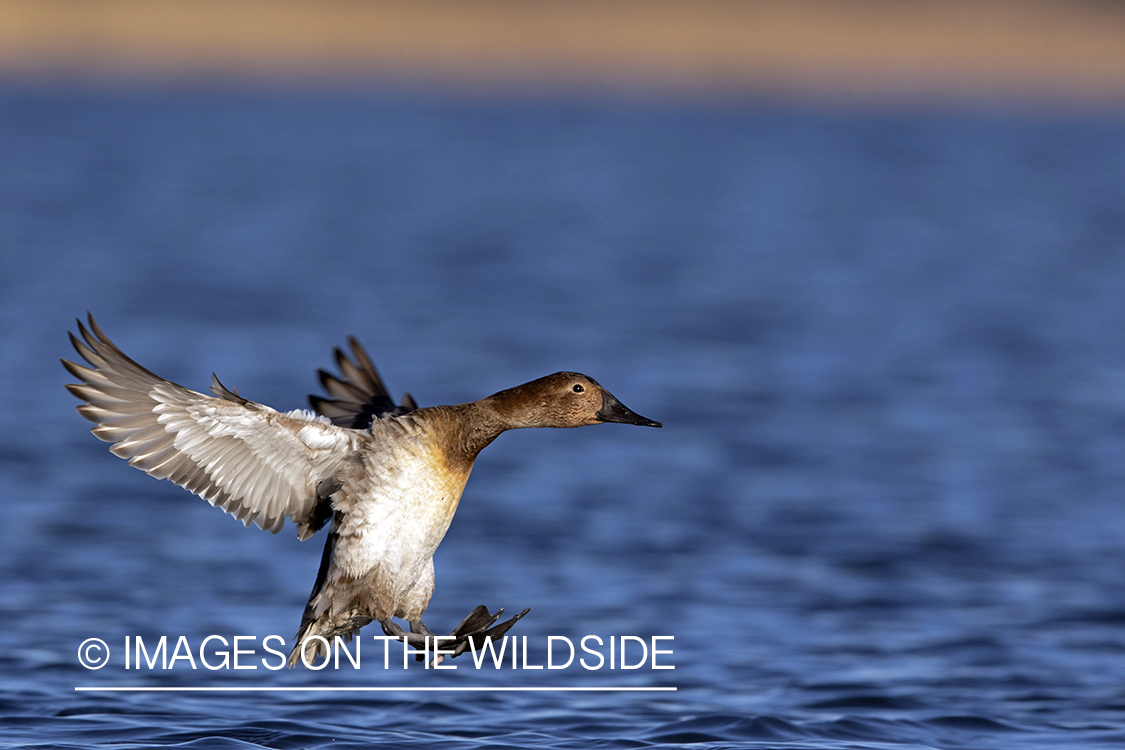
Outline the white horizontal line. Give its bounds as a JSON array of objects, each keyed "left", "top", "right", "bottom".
[{"left": 75, "top": 686, "right": 676, "bottom": 692}]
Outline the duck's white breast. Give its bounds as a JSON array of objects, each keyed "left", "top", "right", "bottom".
[{"left": 332, "top": 420, "right": 471, "bottom": 594}]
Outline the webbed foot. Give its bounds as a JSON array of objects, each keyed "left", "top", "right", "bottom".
[
  {"left": 444, "top": 605, "right": 530, "bottom": 659},
  {"left": 379, "top": 618, "right": 430, "bottom": 650},
  {"left": 380, "top": 606, "right": 531, "bottom": 665}
]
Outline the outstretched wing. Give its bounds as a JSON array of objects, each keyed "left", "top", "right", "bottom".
[
  {"left": 308, "top": 336, "right": 417, "bottom": 430},
  {"left": 62, "top": 315, "right": 359, "bottom": 539}
]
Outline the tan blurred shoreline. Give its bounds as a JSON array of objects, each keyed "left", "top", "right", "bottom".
[{"left": 2, "top": 0, "right": 1125, "bottom": 105}]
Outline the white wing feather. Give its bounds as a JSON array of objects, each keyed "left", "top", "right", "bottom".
[{"left": 63, "top": 317, "right": 359, "bottom": 535}]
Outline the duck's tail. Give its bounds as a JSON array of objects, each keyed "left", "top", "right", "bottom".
[{"left": 287, "top": 522, "right": 374, "bottom": 668}]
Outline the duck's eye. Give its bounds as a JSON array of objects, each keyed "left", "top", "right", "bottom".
[{"left": 572, "top": 384, "right": 584, "bottom": 393}]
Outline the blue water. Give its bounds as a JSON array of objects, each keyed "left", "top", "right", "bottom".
[{"left": 2, "top": 87, "right": 1125, "bottom": 749}]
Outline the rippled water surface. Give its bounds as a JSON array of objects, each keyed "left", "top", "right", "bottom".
[{"left": 2, "top": 89, "right": 1125, "bottom": 748}]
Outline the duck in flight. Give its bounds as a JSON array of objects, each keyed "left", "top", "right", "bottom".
[{"left": 62, "top": 315, "right": 660, "bottom": 666}]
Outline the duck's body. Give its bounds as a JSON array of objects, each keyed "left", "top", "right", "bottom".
[
  {"left": 298, "top": 406, "right": 490, "bottom": 653},
  {"left": 62, "top": 316, "right": 660, "bottom": 666},
  {"left": 303, "top": 412, "right": 471, "bottom": 640}
]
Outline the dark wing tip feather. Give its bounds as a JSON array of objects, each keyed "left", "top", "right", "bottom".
[
  {"left": 307, "top": 336, "right": 417, "bottom": 429},
  {"left": 67, "top": 313, "right": 169, "bottom": 385},
  {"left": 60, "top": 356, "right": 84, "bottom": 381},
  {"left": 211, "top": 373, "right": 252, "bottom": 405},
  {"left": 347, "top": 336, "right": 381, "bottom": 388}
]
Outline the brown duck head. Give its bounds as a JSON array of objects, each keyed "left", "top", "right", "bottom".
[{"left": 486, "top": 372, "right": 661, "bottom": 430}]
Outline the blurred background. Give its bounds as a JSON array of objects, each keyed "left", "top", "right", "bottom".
[
  {"left": 3, "top": 0, "right": 1125, "bottom": 105},
  {"left": 3, "top": 2, "right": 1125, "bottom": 749}
]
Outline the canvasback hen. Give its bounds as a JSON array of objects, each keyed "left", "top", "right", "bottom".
[{"left": 62, "top": 315, "right": 660, "bottom": 666}]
